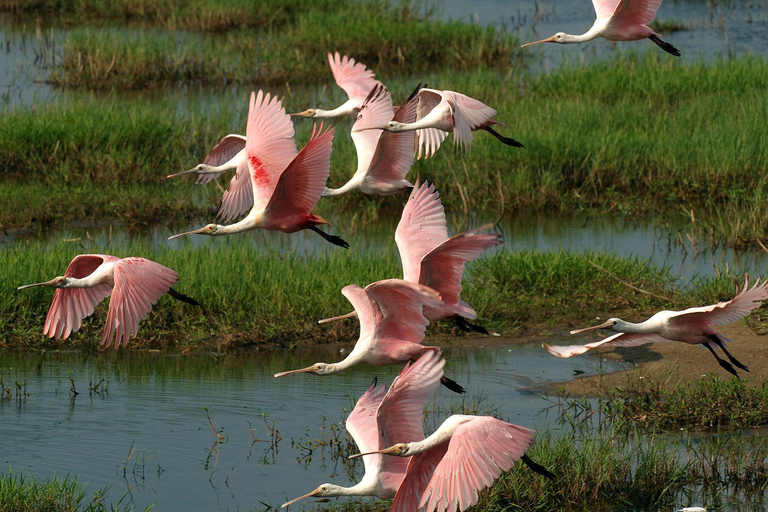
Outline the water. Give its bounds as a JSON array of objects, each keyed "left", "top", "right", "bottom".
[{"left": 0, "top": 345, "right": 620, "bottom": 511}]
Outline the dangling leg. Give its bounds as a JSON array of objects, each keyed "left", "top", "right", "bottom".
[
  {"left": 167, "top": 288, "right": 200, "bottom": 306},
  {"left": 310, "top": 226, "right": 350, "bottom": 249},
  {"left": 521, "top": 453, "right": 556, "bottom": 480},
  {"left": 482, "top": 126, "right": 524, "bottom": 148},
  {"left": 454, "top": 316, "right": 490, "bottom": 335},
  {"left": 709, "top": 334, "right": 749, "bottom": 372},
  {"left": 703, "top": 341, "right": 739, "bottom": 377},
  {"left": 649, "top": 34, "right": 681, "bottom": 56},
  {"left": 440, "top": 375, "right": 466, "bottom": 394}
]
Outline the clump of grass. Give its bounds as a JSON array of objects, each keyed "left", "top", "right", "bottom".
[
  {"left": 602, "top": 374, "right": 768, "bottom": 430},
  {"left": 0, "top": 470, "right": 143, "bottom": 511}
]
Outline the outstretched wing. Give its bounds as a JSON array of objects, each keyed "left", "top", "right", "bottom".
[
  {"left": 395, "top": 179, "right": 449, "bottom": 283},
  {"left": 196, "top": 135, "right": 246, "bottom": 185},
  {"left": 591, "top": 0, "right": 622, "bottom": 21},
  {"left": 265, "top": 123, "right": 334, "bottom": 218},
  {"left": 390, "top": 442, "right": 449, "bottom": 512},
  {"left": 214, "top": 160, "right": 253, "bottom": 222},
  {"left": 445, "top": 90, "right": 497, "bottom": 153},
  {"left": 415, "top": 89, "right": 448, "bottom": 159},
  {"left": 244, "top": 90, "right": 298, "bottom": 212},
  {"left": 102, "top": 258, "right": 180, "bottom": 348},
  {"left": 669, "top": 276, "right": 768, "bottom": 328},
  {"left": 609, "top": 0, "right": 663, "bottom": 28},
  {"left": 543, "top": 331, "right": 669, "bottom": 358},
  {"left": 347, "top": 379, "right": 387, "bottom": 478},
  {"left": 418, "top": 418, "right": 536, "bottom": 512},
  {"left": 351, "top": 85, "right": 393, "bottom": 177},
  {"left": 420, "top": 226, "right": 501, "bottom": 307},
  {"left": 365, "top": 279, "right": 442, "bottom": 345},
  {"left": 43, "top": 254, "right": 117, "bottom": 340},
  {"left": 328, "top": 52, "right": 382, "bottom": 102}
]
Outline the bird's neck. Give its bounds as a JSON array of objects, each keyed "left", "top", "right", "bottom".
[
  {"left": 321, "top": 179, "right": 360, "bottom": 197},
  {"left": 216, "top": 212, "right": 263, "bottom": 235},
  {"left": 565, "top": 27, "right": 601, "bottom": 43},
  {"left": 326, "top": 349, "right": 368, "bottom": 374},
  {"left": 314, "top": 102, "right": 357, "bottom": 119},
  {"left": 614, "top": 319, "right": 650, "bottom": 334}
]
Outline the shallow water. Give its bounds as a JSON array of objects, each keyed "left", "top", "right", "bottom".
[{"left": 0, "top": 344, "right": 622, "bottom": 511}]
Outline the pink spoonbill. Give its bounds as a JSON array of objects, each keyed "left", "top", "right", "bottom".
[
  {"left": 18, "top": 254, "right": 198, "bottom": 348},
  {"left": 351, "top": 413, "right": 549, "bottom": 512},
  {"left": 168, "top": 90, "right": 349, "bottom": 248},
  {"left": 521, "top": 0, "right": 681, "bottom": 55},
  {"left": 291, "top": 52, "right": 383, "bottom": 119},
  {"left": 360, "top": 88, "right": 523, "bottom": 159},
  {"left": 322, "top": 84, "right": 419, "bottom": 197},
  {"left": 543, "top": 276, "right": 768, "bottom": 377},
  {"left": 281, "top": 350, "right": 446, "bottom": 508},
  {"left": 274, "top": 279, "right": 465, "bottom": 393}
]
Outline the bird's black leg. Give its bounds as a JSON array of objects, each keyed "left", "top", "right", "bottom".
[
  {"left": 703, "top": 341, "right": 739, "bottom": 377},
  {"left": 482, "top": 126, "right": 524, "bottom": 148},
  {"left": 310, "top": 226, "right": 350, "bottom": 249},
  {"left": 649, "top": 35, "right": 681, "bottom": 56},
  {"left": 440, "top": 375, "right": 466, "bottom": 394},
  {"left": 521, "top": 454, "right": 556, "bottom": 480},
  {"left": 454, "top": 316, "right": 490, "bottom": 335},
  {"left": 709, "top": 335, "right": 749, "bottom": 372},
  {"left": 167, "top": 288, "right": 200, "bottom": 306}
]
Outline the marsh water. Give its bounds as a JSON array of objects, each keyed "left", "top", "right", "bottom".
[{"left": 0, "top": 345, "right": 623, "bottom": 512}]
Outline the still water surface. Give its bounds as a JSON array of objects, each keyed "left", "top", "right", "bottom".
[{"left": 1, "top": 344, "right": 621, "bottom": 511}]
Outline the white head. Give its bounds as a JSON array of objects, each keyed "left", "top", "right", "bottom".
[
  {"left": 273, "top": 362, "right": 335, "bottom": 378},
  {"left": 281, "top": 483, "right": 347, "bottom": 507},
  {"left": 18, "top": 276, "right": 69, "bottom": 290}
]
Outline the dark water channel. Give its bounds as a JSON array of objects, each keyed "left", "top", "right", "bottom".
[{"left": 1, "top": 344, "right": 622, "bottom": 512}]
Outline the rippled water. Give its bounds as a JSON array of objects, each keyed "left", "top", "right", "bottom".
[{"left": 0, "top": 344, "right": 622, "bottom": 511}]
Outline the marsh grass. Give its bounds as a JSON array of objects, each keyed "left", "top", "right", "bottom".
[
  {"left": 0, "top": 470, "right": 142, "bottom": 511},
  {"left": 0, "top": 239, "right": 755, "bottom": 350}
]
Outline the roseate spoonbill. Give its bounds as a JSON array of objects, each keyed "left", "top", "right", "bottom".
[
  {"left": 359, "top": 88, "right": 523, "bottom": 159},
  {"left": 322, "top": 84, "right": 418, "bottom": 197},
  {"left": 167, "top": 134, "right": 252, "bottom": 223},
  {"left": 543, "top": 276, "right": 768, "bottom": 377},
  {"left": 282, "top": 350, "right": 445, "bottom": 508},
  {"left": 18, "top": 254, "right": 198, "bottom": 348},
  {"left": 351, "top": 416, "right": 547, "bottom": 512},
  {"left": 291, "top": 52, "right": 383, "bottom": 119},
  {"left": 520, "top": 0, "right": 681, "bottom": 56},
  {"left": 168, "top": 90, "right": 349, "bottom": 248},
  {"left": 274, "top": 279, "right": 465, "bottom": 393},
  {"left": 319, "top": 178, "right": 501, "bottom": 333}
]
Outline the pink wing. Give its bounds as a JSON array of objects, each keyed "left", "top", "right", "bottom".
[
  {"left": 669, "top": 276, "right": 768, "bottom": 328},
  {"left": 346, "top": 379, "right": 388, "bottom": 478},
  {"left": 415, "top": 89, "right": 448, "bottom": 159},
  {"left": 365, "top": 85, "right": 418, "bottom": 185},
  {"left": 102, "top": 258, "right": 180, "bottom": 348},
  {"left": 378, "top": 351, "right": 444, "bottom": 448},
  {"left": 196, "top": 134, "right": 246, "bottom": 185},
  {"left": 327, "top": 52, "right": 382, "bottom": 102},
  {"left": 396, "top": 179, "right": 449, "bottom": 283},
  {"left": 365, "top": 279, "right": 442, "bottom": 345},
  {"left": 341, "top": 284, "right": 379, "bottom": 341},
  {"left": 543, "top": 331, "right": 669, "bottom": 358},
  {"left": 592, "top": 0, "right": 622, "bottom": 21},
  {"left": 244, "top": 90, "right": 298, "bottom": 212},
  {"left": 265, "top": 123, "right": 335, "bottom": 218},
  {"left": 419, "top": 418, "right": 536, "bottom": 512},
  {"left": 43, "top": 254, "right": 117, "bottom": 340},
  {"left": 351, "top": 85, "right": 393, "bottom": 177},
  {"left": 444, "top": 91, "right": 497, "bottom": 153},
  {"left": 609, "top": 0, "right": 663, "bottom": 27},
  {"left": 214, "top": 160, "right": 253, "bottom": 222},
  {"left": 390, "top": 441, "right": 449, "bottom": 512},
  {"left": 420, "top": 226, "right": 502, "bottom": 308}
]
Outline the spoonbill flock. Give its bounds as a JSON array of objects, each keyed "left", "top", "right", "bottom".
[{"left": 16, "top": 1, "right": 766, "bottom": 510}]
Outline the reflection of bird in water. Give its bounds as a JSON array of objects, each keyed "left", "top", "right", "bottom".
[
  {"left": 544, "top": 276, "right": 768, "bottom": 377},
  {"left": 573, "top": 369, "right": 586, "bottom": 376}
]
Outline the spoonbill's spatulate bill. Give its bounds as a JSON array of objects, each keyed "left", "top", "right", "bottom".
[
  {"left": 322, "top": 83, "right": 419, "bottom": 197},
  {"left": 18, "top": 254, "right": 198, "bottom": 348},
  {"left": 274, "top": 279, "right": 465, "bottom": 393},
  {"left": 358, "top": 88, "right": 523, "bottom": 159},
  {"left": 291, "top": 52, "right": 383, "bottom": 119},
  {"left": 281, "top": 351, "right": 445, "bottom": 508},
  {"left": 544, "top": 276, "right": 768, "bottom": 377},
  {"left": 168, "top": 90, "right": 349, "bottom": 248},
  {"left": 521, "top": 0, "right": 681, "bottom": 55}
]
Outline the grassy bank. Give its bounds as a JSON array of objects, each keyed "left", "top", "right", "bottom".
[
  {"left": 0, "top": 240, "right": 754, "bottom": 351},
  {"left": 3, "top": 54, "right": 767, "bottom": 245},
  {"left": 0, "top": 471, "right": 144, "bottom": 511}
]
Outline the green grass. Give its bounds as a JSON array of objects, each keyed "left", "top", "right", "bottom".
[
  {"left": 0, "top": 470, "right": 144, "bottom": 511},
  {"left": 4, "top": 54, "right": 768, "bottom": 245},
  {"left": 0, "top": 240, "right": 755, "bottom": 350}
]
